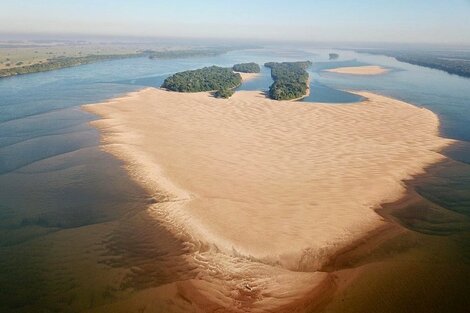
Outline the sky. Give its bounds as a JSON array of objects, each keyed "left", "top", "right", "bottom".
[{"left": 1, "top": 0, "right": 470, "bottom": 44}]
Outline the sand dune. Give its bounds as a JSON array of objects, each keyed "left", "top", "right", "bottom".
[
  {"left": 83, "top": 88, "right": 451, "bottom": 311},
  {"left": 326, "top": 65, "right": 389, "bottom": 75}
]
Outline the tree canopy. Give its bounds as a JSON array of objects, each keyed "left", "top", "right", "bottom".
[
  {"left": 232, "top": 62, "right": 260, "bottom": 73},
  {"left": 214, "top": 88, "right": 234, "bottom": 98},
  {"left": 264, "top": 61, "right": 312, "bottom": 100},
  {"left": 161, "top": 66, "right": 242, "bottom": 93}
]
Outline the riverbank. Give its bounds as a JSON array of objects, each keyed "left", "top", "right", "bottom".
[{"left": 83, "top": 87, "right": 452, "bottom": 311}]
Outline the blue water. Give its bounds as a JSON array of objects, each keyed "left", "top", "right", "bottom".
[{"left": 0, "top": 48, "right": 469, "bottom": 312}]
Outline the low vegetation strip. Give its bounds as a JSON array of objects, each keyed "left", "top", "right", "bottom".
[
  {"left": 355, "top": 49, "right": 470, "bottom": 78},
  {"left": 264, "top": 61, "right": 312, "bottom": 100},
  {"left": 0, "top": 53, "right": 143, "bottom": 78}
]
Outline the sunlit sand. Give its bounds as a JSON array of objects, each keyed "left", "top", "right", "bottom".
[
  {"left": 326, "top": 65, "right": 389, "bottom": 75},
  {"left": 83, "top": 85, "right": 452, "bottom": 311}
]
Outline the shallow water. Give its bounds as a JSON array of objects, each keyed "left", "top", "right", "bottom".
[{"left": 0, "top": 47, "right": 469, "bottom": 312}]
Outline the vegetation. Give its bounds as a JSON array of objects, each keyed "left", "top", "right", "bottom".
[
  {"left": 148, "top": 49, "right": 229, "bottom": 59},
  {"left": 264, "top": 61, "right": 312, "bottom": 100},
  {"left": 232, "top": 62, "right": 260, "bottom": 73},
  {"left": 356, "top": 49, "right": 470, "bottom": 78},
  {"left": 329, "top": 53, "right": 339, "bottom": 60},
  {"left": 161, "top": 66, "right": 242, "bottom": 93},
  {"left": 0, "top": 46, "right": 249, "bottom": 79},
  {"left": 214, "top": 88, "right": 234, "bottom": 98},
  {"left": 0, "top": 53, "right": 143, "bottom": 78}
]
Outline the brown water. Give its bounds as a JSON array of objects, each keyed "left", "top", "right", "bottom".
[{"left": 317, "top": 149, "right": 470, "bottom": 313}]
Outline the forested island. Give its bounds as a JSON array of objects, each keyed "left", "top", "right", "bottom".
[
  {"left": 264, "top": 61, "right": 312, "bottom": 100},
  {"left": 356, "top": 49, "right": 470, "bottom": 78},
  {"left": 161, "top": 66, "right": 242, "bottom": 97},
  {"left": 329, "top": 53, "right": 339, "bottom": 60},
  {"left": 232, "top": 62, "right": 260, "bottom": 73}
]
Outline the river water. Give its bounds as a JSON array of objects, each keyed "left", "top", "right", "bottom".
[{"left": 0, "top": 48, "right": 469, "bottom": 312}]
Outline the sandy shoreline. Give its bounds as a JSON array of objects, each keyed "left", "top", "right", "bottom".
[
  {"left": 326, "top": 65, "right": 389, "bottom": 75},
  {"left": 235, "top": 72, "right": 260, "bottom": 81},
  {"left": 83, "top": 87, "right": 452, "bottom": 311}
]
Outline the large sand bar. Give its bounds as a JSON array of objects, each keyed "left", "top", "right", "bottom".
[{"left": 84, "top": 88, "right": 451, "bottom": 271}]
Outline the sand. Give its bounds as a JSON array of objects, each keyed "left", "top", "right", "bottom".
[
  {"left": 326, "top": 65, "right": 389, "bottom": 75},
  {"left": 235, "top": 72, "right": 260, "bottom": 81},
  {"left": 83, "top": 88, "right": 452, "bottom": 311}
]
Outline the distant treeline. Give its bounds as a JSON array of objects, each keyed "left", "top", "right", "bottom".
[
  {"left": 232, "top": 62, "right": 260, "bottom": 73},
  {"left": 329, "top": 53, "right": 339, "bottom": 60},
  {"left": 264, "top": 61, "right": 312, "bottom": 100},
  {"left": 0, "top": 47, "right": 244, "bottom": 79},
  {"left": 356, "top": 49, "right": 470, "bottom": 78},
  {"left": 0, "top": 53, "right": 143, "bottom": 78},
  {"left": 148, "top": 49, "right": 229, "bottom": 59},
  {"left": 161, "top": 66, "right": 242, "bottom": 97}
]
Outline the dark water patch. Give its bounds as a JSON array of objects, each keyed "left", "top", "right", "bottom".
[
  {"left": 111, "top": 74, "right": 168, "bottom": 88},
  {"left": 319, "top": 155, "right": 470, "bottom": 313},
  {"left": 0, "top": 82, "right": 139, "bottom": 123},
  {"left": 0, "top": 108, "right": 95, "bottom": 148},
  {"left": 442, "top": 140, "right": 470, "bottom": 164},
  {"left": 0, "top": 128, "right": 98, "bottom": 175},
  {"left": 301, "top": 81, "right": 364, "bottom": 104},
  {"left": 310, "top": 60, "right": 368, "bottom": 72},
  {"left": 0, "top": 145, "right": 152, "bottom": 312},
  {"left": 412, "top": 159, "right": 470, "bottom": 219},
  {"left": 237, "top": 67, "right": 273, "bottom": 92},
  {"left": 0, "top": 146, "right": 148, "bottom": 246}
]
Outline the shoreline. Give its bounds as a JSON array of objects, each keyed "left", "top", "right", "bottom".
[{"left": 82, "top": 87, "right": 453, "bottom": 311}]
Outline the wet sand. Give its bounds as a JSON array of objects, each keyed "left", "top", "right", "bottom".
[
  {"left": 325, "top": 65, "right": 389, "bottom": 75},
  {"left": 83, "top": 87, "right": 452, "bottom": 311}
]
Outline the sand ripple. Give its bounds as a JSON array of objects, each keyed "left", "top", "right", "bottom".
[{"left": 83, "top": 88, "right": 452, "bottom": 311}]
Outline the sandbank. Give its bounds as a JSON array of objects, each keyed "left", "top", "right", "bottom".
[
  {"left": 326, "top": 65, "right": 389, "bottom": 75},
  {"left": 83, "top": 87, "right": 452, "bottom": 311}
]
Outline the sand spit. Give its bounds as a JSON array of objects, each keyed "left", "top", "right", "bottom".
[
  {"left": 325, "top": 65, "right": 389, "bottom": 75},
  {"left": 235, "top": 72, "right": 261, "bottom": 81},
  {"left": 83, "top": 88, "right": 452, "bottom": 312}
]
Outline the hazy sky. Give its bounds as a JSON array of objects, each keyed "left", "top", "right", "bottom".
[{"left": 2, "top": 0, "right": 470, "bottom": 44}]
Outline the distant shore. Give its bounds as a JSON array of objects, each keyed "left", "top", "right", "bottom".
[
  {"left": 325, "top": 65, "right": 389, "bottom": 75},
  {"left": 83, "top": 85, "right": 452, "bottom": 312}
]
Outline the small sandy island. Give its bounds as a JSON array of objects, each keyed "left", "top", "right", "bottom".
[
  {"left": 326, "top": 65, "right": 389, "bottom": 75},
  {"left": 83, "top": 86, "right": 452, "bottom": 312}
]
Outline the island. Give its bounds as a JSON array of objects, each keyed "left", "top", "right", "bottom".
[
  {"left": 264, "top": 61, "right": 312, "bottom": 100},
  {"left": 232, "top": 62, "right": 260, "bottom": 73},
  {"left": 329, "top": 53, "right": 339, "bottom": 60},
  {"left": 161, "top": 65, "right": 242, "bottom": 97}
]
